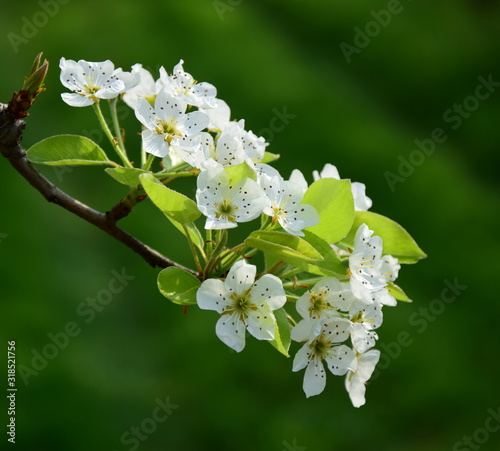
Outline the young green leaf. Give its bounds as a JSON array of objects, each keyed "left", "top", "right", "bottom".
[
  {"left": 341, "top": 211, "right": 426, "bottom": 264},
  {"left": 27, "top": 134, "right": 113, "bottom": 166},
  {"left": 157, "top": 267, "right": 201, "bottom": 305},
  {"left": 105, "top": 167, "right": 146, "bottom": 186},
  {"left": 166, "top": 217, "right": 205, "bottom": 254},
  {"left": 259, "top": 152, "right": 280, "bottom": 164},
  {"left": 245, "top": 230, "right": 323, "bottom": 264},
  {"left": 303, "top": 178, "right": 355, "bottom": 244},
  {"left": 287, "top": 231, "right": 348, "bottom": 279},
  {"left": 139, "top": 173, "right": 200, "bottom": 224},
  {"left": 387, "top": 282, "right": 412, "bottom": 302},
  {"left": 224, "top": 161, "right": 257, "bottom": 184},
  {"left": 268, "top": 307, "right": 292, "bottom": 357}
]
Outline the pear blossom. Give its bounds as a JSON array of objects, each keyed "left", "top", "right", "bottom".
[
  {"left": 160, "top": 59, "right": 217, "bottom": 108},
  {"left": 349, "top": 300, "right": 383, "bottom": 353},
  {"left": 60, "top": 58, "right": 139, "bottom": 107},
  {"left": 313, "top": 163, "right": 372, "bottom": 211},
  {"left": 172, "top": 131, "right": 247, "bottom": 170},
  {"left": 260, "top": 175, "right": 319, "bottom": 236},
  {"left": 289, "top": 169, "right": 308, "bottom": 194},
  {"left": 196, "top": 165, "right": 267, "bottom": 229},
  {"left": 223, "top": 120, "right": 268, "bottom": 162},
  {"left": 292, "top": 317, "right": 357, "bottom": 397},
  {"left": 134, "top": 90, "right": 209, "bottom": 158},
  {"left": 349, "top": 224, "right": 387, "bottom": 303},
  {"left": 296, "top": 277, "right": 356, "bottom": 320},
  {"left": 123, "top": 64, "right": 164, "bottom": 109},
  {"left": 345, "top": 349, "right": 380, "bottom": 407},
  {"left": 200, "top": 99, "right": 231, "bottom": 131},
  {"left": 197, "top": 260, "right": 287, "bottom": 352}
]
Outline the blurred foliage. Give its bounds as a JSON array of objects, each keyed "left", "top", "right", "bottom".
[{"left": 1, "top": 0, "right": 500, "bottom": 450}]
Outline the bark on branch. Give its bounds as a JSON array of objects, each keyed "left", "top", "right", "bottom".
[{"left": 0, "top": 103, "right": 197, "bottom": 276}]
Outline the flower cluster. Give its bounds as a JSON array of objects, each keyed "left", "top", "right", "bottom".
[{"left": 56, "top": 57, "right": 426, "bottom": 408}]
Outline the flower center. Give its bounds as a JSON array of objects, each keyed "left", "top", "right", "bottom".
[
  {"left": 310, "top": 334, "right": 332, "bottom": 359},
  {"left": 227, "top": 289, "right": 255, "bottom": 315},
  {"left": 308, "top": 292, "right": 329, "bottom": 318},
  {"left": 215, "top": 199, "right": 238, "bottom": 222},
  {"left": 157, "top": 118, "right": 182, "bottom": 143}
]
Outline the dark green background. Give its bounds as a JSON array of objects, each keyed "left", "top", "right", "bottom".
[{"left": 1, "top": 1, "right": 499, "bottom": 450}]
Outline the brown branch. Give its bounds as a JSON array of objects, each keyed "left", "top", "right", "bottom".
[{"left": 0, "top": 103, "right": 197, "bottom": 276}]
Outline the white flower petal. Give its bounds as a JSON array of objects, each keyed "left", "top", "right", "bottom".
[
  {"left": 60, "top": 93, "right": 94, "bottom": 107},
  {"left": 291, "top": 318, "right": 324, "bottom": 343},
  {"left": 351, "top": 182, "right": 372, "bottom": 211},
  {"left": 325, "top": 345, "right": 357, "bottom": 376},
  {"left": 345, "top": 349, "right": 380, "bottom": 407},
  {"left": 142, "top": 129, "right": 168, "bottom": 157},
  {"left": 155, "top": 90, "right": 186, "bottom": 121},
  {"left": 215, "top": 312, "right": 246, "bottom": 352},
  {"left": 201, "top": 98, "right": 231, "bottom": 130},
  {"left": 246, "top": 307, "right": 275, "bottom": 341},
  {"left": 224, "top": 260, "right": 256, "bottom": 293},
  {"left": 323, "top": 317, "right": 352, "bottom": 343},
  {"left": 289, "top": 169, "right": 308, "bottom": 194},
  {"left": 303, "top": 357, "right": 327, "bottom": 397},
  {"left": 251, "top": 274, "right": 286, "bottom": 311},
  {"left": 135, "top": 97, "right": 157, "bottom": 130},
  {"left": 292, "top": 343, "right": 311, "bottom": 372},
  {"left": 178, "top": 111, "right": 209, "bottom": 136},
  {"left": 197, "top": 279, "right": 229, "bottom": 313}
]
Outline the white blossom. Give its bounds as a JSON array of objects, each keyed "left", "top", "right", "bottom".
[
  {"left": 200, "top": 99, "right": 231, "bottom": 131},
  {"left": 349, "top": 300, "right": 383, "bottom": 353},
  {"left": 296, "top": 277, "right": 356, "bottom": 320},
  {"left": 60, "top": 58, "right": 139, "bottom": 107},
  {"left": 123, "top": 64, "right": 164, "bottom": 109},
  {"left": 349, "top": 224, "right": 387, "bottom": 303},
  {"left": 135, "top": 90, "right": 208, "bottom": 158},
  {"left": 292, "top": 317, "right": 357, "bottom": 397},
  {"left": 345, "top": 349, "right": 380, "bottom": 407},
  {"left": 160, "top": 59, "right": 217, "bottom": 108},
  {"left": 196, "top": 165, "right": 267, "bottom": 229},
  {"left": 197, "top": 260, "right": 287, "bottom": 352},
  {"left": 260, "top": 175, "right": 319, "bottom": 237}
]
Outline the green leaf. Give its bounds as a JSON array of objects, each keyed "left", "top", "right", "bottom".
[
  {"left": 157, "top": 267, "right": 200, "bottom": 306},
  {"left": 105, "top": 167, "right": 146, "bottom": 186},
  {"left": 245, "top": 231, "right": 323, "bottom": 265},
  {"left": 268, "top": 307, "right": 291, "bottom": 357},
  {"left": 303, "top": 178, "right": 355, "bottom": 244},
  {"left": 259, "top": 152, "right": 280, "bottom": 164},
  {"left": 341, "top": 211, "right": 427, "bottom": 264},
  {"left": 224, "top": 161, "right": 257, "bottom": 183},
  {"left": 27, "top": 134, "right": 112, "bottom": 166},
  {"left": 167, "top": 217, "right": 205, "bottom": 253},
  {"left": 140, "top": 173, "right": 200, "bottom": 224},
  {"left": 286, "top": 231, "right": 348, "bottom": 279},
  {"left": 388, "top": 282, "right": 412, "bottom": 302}
]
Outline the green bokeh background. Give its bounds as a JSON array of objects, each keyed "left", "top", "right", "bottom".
[{"left": 1, "top": 1, "right": 500, "bottom": 450}]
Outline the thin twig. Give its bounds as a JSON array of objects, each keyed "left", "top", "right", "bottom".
[{"left": 0, "top": 103, "right": 197, "bottom": 276}]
